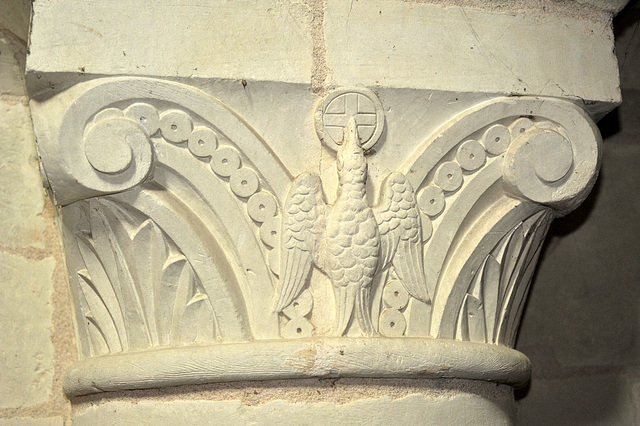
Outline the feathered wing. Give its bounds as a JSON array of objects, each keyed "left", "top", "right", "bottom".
[
  {"left": 275, "top": 173, "right": 326, "bottom": 313},
  {"left": 374, "top": 173, "right": 431, "bottom": 304}
]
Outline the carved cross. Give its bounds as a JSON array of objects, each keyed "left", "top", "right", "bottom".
[{"left": 323, "top": 92, "right": 377, "bottom": 144}]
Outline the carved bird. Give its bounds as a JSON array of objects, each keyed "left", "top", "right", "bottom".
[{"left": 275, "top": 118, "right": 430, "bottom": 336}]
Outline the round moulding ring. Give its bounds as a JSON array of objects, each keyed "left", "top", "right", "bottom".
[
  {"left": 63, "top": 338, "right": 531, "bottom": 397},
  {"left": 314, "top": 87, "right": 385, "bottom": 152}
]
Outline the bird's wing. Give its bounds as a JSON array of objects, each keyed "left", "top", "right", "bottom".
[
  {"left": 275, "top": 173, "right": 326, "bottom": 313},
  {"left": 373, "top": 173, "right": 431, "bottom": 304}
]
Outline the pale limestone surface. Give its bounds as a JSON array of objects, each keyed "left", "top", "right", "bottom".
[
  {"left": 29, "top": 75, "right": 601, "bottom": 379},
  {"left": 26, "top": 0, "right": 621, "bottom": 118},
  {"left": 1, "top": 417, "right": 64, "bottom": 426},
  {"left": 324, "top": 0, "right": 620, "bottom": 111},
  {"left": 13, "top": 0, "right": 634, "bottom": 424},
  {"left": 516, "top": 89, "right": 640, "bottom": 425},
  {"left": 515, "top": 4, "right": 640, "bottom": 422},
  {"left": 0, "top": 18, "right": 51, "bottom": 411},
  {"left": 0, "top": 36, "right": 46, "bottom": 250},
  {"left": 72, "top": 392, "right": 515, "bottom": 425},
  {"left": 26, "top": 0, "right": 313, "bottom": 92},
  {"left": 0, "top": 10, "right": 68, "bottom": 419},
  {"left": 0, "top": 35, "right": 27, "bottom": 96},
  {"left": 0, "top": 101, "right": 46, "bottom": 249},
  {"left": 0, "top": 252, "right": 55, "bottom": 408},
  {"left": 24, "top": 3, "right": 610, "bottom": 419}
]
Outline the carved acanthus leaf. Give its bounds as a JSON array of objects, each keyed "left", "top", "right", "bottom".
[
  {"left": 456, "top": 210, "right": 553, "bottom": 345},
  {"left": 72, "top": 198, "right": 218, "bottom": 356}
]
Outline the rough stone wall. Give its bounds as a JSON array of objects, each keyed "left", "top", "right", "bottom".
[
  {"left": 515, "top": 2, "right": 640, "bottom": 424},
  {"left": 0, "top": 0, "right": 638, "bottom": 424}
]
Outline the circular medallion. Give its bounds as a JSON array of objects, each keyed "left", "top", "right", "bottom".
[{"left": 314, "top": 87, "right": 385, "bottom": 151}]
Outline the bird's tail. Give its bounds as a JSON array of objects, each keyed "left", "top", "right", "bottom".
[
  {"left": 356, "top": 287, "right": 375, "bottom": 337},
  {"left": 333, "top": 285, "right": 357, "bottom": 336}
]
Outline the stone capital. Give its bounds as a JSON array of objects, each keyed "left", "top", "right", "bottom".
[{"left": 26, "top": 0, "right": 621, "bottom": 423}]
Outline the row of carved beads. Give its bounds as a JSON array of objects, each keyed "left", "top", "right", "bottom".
[
  {"left": 415, "top": 117, "right": 536, "bottom": 218},
  {"left": 85, "top": 103, "right": 281, "bottom": 276},
  {"left": 279, "top": 289, "right": 314, "bottom": 338},
  {"left": 378, "top": 280, "right": 410, "bottom": 337}
]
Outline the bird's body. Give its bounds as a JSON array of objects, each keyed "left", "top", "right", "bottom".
[
  {"left": 325, "top": 185, "right": 380, "bottom": 289},
  {"left": 276, "top": 118, "right": 430, "bottom": 336},
  {"left": 325, "top": 153, "right": 380, "bottom": 335}
]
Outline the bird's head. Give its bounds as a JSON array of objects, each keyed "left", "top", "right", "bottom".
[{"left": 337, "top": 118, "right": 367, "bottom": 184}]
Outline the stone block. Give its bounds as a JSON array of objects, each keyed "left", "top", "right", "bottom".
[
  {"left": 0, "top": 252, "right": 56, "bottom": 408},
  {"left": 0, "top": 34, "right": 46, "bottom": 251},
  {"left": 1, "top": 417, "right": 64, "bottom": 426},
  {"left": 324, "top": 0, "right": 620, "bottom": 112},
  {"left": 0, "top": 101, "right": 46, "bottom": 249},
  {"left": 26, "top": 0, "right": 313, "bottom": 93},
  {"left": 0, "top": 36, "right": 27, "bottom": 96},
  {"left": 73, "top": 390, "right": 515, "bottom": 425}
]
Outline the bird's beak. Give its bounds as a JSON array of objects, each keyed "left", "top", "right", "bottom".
[
  {"left": 340, "top": 116, "right": 363, "bottom": 156},
  {"left": 344, "top": 117, "right": 360, "bottom": 149}
]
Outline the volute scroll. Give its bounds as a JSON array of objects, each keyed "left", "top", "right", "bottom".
[
  {"left": 405, "top": 96, "right": 602, "bottom": 217},
  {"left": 404, "top": 96, "right": 602, "bottom": 343},
  {"left": 34, "top": 77, "right": 293, "bottom": 206}
]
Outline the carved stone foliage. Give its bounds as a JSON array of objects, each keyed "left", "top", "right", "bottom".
[
  {"left": 455, "top": 210, "right": 553, "bottom": 347},
  {"left": 82, "top": 101, "right": 282, "bottom": 280},
  {"left": 31, "top": 77, "right": 601, "bottom": 395},
  {"left": 65, "top": 198, "right": 218, "bottom": 357}
]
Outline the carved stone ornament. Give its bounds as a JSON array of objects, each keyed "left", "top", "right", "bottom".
[{"left": 30, "top": 77, "right": 601, "bottom": 398}]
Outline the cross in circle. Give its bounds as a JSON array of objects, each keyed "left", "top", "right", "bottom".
[{"left": 323, "top": 92, "right": 378, "bottom": 145}]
